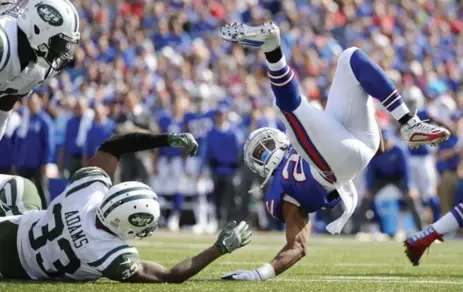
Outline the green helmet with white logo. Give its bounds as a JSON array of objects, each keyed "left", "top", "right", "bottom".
[{"left": 96, "top": 181, "right": 160, "bottom": 240}]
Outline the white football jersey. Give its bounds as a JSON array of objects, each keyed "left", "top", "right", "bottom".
[
  {"left": 16, "top": 168, "right": 141, "bottom": 281},
  {"left": 0, "top": 15, "right": 57, "bottom": 98}
]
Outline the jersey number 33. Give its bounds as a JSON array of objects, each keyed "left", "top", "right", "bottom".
[{"left": 28, "top": 203, "right": 81, "bottom": 278}]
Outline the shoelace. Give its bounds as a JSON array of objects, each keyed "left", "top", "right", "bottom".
[{"left": 412, "top": 119, "right": 438, "bottom": 132}]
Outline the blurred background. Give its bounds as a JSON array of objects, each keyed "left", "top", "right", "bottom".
[{"left": 1, "top": 0, "right": 461, "bottom": 239}]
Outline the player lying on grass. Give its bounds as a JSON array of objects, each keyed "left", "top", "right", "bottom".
[
  {"left": 0, "top": 130, "right": 252, "bottom": 282},
  {"left": 219, "top": 22, "right": 450, "bottom": 281},
  {"left": 404, "top": 203, "right": 463, "bottom": 266}
]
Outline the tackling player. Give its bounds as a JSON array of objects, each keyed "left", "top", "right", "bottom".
[
  {"left": 0, "top": 0, "right": 80, "bottom": 141},
  {"left": 219, "top": 22, "right": 449, "bottom": 281},
  {"left": 405, "top": 203, "right": 463, "bottom": 266},
  {"left": 0, "top": 130, "right": 252, "bottom": 282}
]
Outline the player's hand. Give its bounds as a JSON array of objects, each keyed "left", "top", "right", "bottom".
[
  {"left": 215, "top": 221, "right": 252, "bottom": 255},
  {"left": 221, "top": 269, "right": 263, "bottom": 281},
  {"left": 168, "top": 133, "right": 198, "bottom": 156}
]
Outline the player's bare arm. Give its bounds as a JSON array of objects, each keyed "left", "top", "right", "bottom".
[
  {"left": 122, "top": 221, "right": 251, "bottom": 283},
  {"left": 87, "top": 132, "right": 198, "bottom": 177},
  {"left": 271, "top": 202, "right": 310, "bottom": 275},
  {"left": 222, "top": 202, "right": 309, "bottom": 281}
]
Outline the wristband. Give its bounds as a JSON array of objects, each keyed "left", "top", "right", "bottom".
[{"left": 256, "top": 263, "right": 275, "bottom": 280}]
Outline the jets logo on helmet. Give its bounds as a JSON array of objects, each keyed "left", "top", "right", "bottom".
[
  {"left": 36, "top": 3, "right": 63, "bottom": 26},
  {"left": 128, "top": 213, "right": 155, "bottom": 227},
  {"left": 96, "top": 181, "right": 160, "bottom": 240}
]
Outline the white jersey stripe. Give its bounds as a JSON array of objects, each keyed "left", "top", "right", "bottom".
[{"left": 381, "top": 89, "right": 397, "bottom": 106}]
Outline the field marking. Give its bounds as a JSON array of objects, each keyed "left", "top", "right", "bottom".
[
  {"left": 155, "top": 259, "right": 463, "bottom": 269},
  {"left": 272, "top": 276, "right": 463, "bottom": 285},
  {"left": 133, "top": 241, "right": 463, "bottom": 258}
]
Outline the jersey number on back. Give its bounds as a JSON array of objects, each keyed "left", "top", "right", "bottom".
[
  {"left": 28, "top": 203, "right": 81, "bottom": 278},
  {"left": 282, "top": 154, "right": 306, "bottom": 182}
]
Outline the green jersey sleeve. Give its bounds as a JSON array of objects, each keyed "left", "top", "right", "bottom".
[
  {"left": 101, "top": 252, "right": 141, "bottom": 282},
  {"left": 69, "top": 167, "right": 111, "bottom": 184}
]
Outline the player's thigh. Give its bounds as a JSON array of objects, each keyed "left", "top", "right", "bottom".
[
  {"left": 278, "top": 98, "right": 375, "bottom": 182},
  {"left": 325, "top": 47, "right": 379, "bottom": 152},
  {"left": 0, "top": 175, "right": 42, "bottom": 216},
  {"left": 0, "top": 217, "right": 29, "bottom": 279}
]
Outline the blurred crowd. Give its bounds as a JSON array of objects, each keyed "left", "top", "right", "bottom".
[{"left": 0, "top": 0, "right": 461, "bottom": 235}]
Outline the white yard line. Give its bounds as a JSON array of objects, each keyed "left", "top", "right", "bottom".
[
  {"left": 132, "top": 241, "right": 463, "bottom": 258},
  {"left": 272, "top": 276, "right": 463, "bottom": 285},
  {"left": 154, "top": 259, "right": 463, "bottom": 269}
]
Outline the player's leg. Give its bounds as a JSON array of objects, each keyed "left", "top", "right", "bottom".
[
  {"left": 411, "top": 156, "right": 441, "bottom": 221},
  {"left": 404, "top": 203, "right": 463, "bottom": 265},
  {"left": 221, "top": 23, "right": 373, "bottom": 183},
  {"left": 342, "top": 47, "right": 449, "bottom": 148},
  {"left": 0, "top": 175, "right": 42, "bottom": 217},
  {"left": 0, "top": 215, "right": 29, "bottom": 279}
]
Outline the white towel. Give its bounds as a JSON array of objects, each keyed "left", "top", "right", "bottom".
[
  {"left": 76, "top": 110, "right": 95, "bottom": 147},
  {"left": 17, "top": 107, "right": 30, "bottom": 138},
  {"left": 326, "top": 180, "right": 358, "bottom": 235}
]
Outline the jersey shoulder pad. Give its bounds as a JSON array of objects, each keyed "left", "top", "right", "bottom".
[
  {"left": 68, "top": 167, "right": 112, "bottom": 187},
  {"left": 0, "top": 22, "right": 11, "bottom": 71}
]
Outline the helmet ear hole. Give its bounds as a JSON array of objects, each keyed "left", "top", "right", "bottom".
[{"left": 34, "top": 25, "right": 40, "bottom": 35}]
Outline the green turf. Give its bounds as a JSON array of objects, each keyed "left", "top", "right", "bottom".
[{"left": 1, "top": 232, "right": 462, "bottom": 292}]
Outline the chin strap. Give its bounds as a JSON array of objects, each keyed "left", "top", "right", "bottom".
[{"left": 248, "top": 170, "right": 273, "bottom": 194}]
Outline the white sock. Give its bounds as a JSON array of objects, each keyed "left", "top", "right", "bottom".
[
  {"left": 0, "top": 109, "right": 11, "bottom": 140},
  {"left": 266, "top": 56, "right": 287, "bottom": 71},
  {"left": 432, "top": 209, "right": 460, "bottom": 235},
  {"left": 390, "top": 103, "right": 411, "bottom": 121}
]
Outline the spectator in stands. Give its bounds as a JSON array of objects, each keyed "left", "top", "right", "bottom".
[
  {"left": 84, "top": 103, "right": 115, "bottom": 164},
  {"left": 205, "top": 106, "right": 242, "bottom": 228},
  {"left": 115, "top": 90, "right": 158, "bottom": 184},
  {"left": 59, "top": 98, "right": 93, "bottom": 177},
  {"left": 437, "top": 132, "right": 461, "bottom": 214},
  {"left": 354, "top": 129, "right": 424, "bottom": 235},
  {"left": 0, "top": 106, "right": 21, "bottom": 174},
  {"left": 154, "top": 97, "right": 188, "bottom": 231},
  {"left": 13, "top": 94, "right": 55, "bottom": 208}
]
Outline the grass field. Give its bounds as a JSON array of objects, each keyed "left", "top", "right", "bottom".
[{"left": 1, "top": 231, "right": 462, "bottom": 292}]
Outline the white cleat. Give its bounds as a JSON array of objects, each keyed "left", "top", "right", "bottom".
[
  {"left": 400, "top": 116, "right": 450, "bottom": 148},
  {"left": 219, "top": 22, "right": 281, "bottom": 53}
]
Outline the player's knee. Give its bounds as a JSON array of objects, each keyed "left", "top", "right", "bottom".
[{"left": 338, "top": 47, "right": 359, "bottom": 65}]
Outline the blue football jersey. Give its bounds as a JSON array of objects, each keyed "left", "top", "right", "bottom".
[
  {"left": 184, "top": 110, "right": 215, "bottom": 139},
  {"left": 158, "top": 111, "right": 185, "bottom": 157},
  {"left": 265, "top": 147, "right": 341, "bottom": 222}
]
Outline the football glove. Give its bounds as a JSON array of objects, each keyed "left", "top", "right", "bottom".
[
  {"left": 215, "top": 221, "right": 252, "bottom": 255},
  {"left": 167, "top": 133, "right": 198, "bottom": 156},
  {"left": 221, "top": 269, "right": 263, "bottom": 281}
]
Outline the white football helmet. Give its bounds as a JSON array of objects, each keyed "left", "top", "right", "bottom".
[
  {"left": 244, "top": 127, "right": 290, "bottom": 188},
  {"left": 17, "top": 0, "right": 80, "bottom": 70},
  {"left": 96, "top": 181, "right": 161, "bottom": 240}
]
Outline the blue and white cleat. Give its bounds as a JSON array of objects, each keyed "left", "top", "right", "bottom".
[
  {"left": 219, "top": 22, "right": 281, "bottom": 53},
  {"left": 404, "top": 226, "right": 443, "bottom": 266}
]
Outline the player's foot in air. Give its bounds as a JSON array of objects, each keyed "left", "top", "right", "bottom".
[
  {"left": 404, "top": 226, "right": 443, "bottom": 266},
  {"left": 220, "top": 22, "right": 280, "bottom": 52},
  {"left": 400, "top": 116, "right": 450, "bottom": 148}
]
